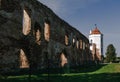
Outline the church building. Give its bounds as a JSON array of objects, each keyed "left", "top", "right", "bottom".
[{"left": 89, "top": 25, "right": 103, "bottom": 62}]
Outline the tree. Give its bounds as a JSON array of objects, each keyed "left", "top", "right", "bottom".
[{"left": 105, "top": 44, "right": 117, "bottom": 63}]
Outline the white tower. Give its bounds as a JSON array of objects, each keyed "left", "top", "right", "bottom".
[{"left": 89, "top": 25, "right": 103, "bottom": 59}]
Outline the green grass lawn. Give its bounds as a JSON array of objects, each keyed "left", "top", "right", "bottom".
[{"left": 1, "top": 63, "right": 120, "bottom": 82}]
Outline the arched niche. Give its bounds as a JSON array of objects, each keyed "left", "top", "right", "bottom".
[{"left": 22, "top": 7, "right": 31, "bottom": 35}]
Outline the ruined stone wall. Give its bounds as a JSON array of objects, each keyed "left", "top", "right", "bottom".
[
  {"left": 91, "top": 43, "right": 101, "bottom": 63},
  {"left": 0, "top": 0, "right": 93, "bottom": 73}
]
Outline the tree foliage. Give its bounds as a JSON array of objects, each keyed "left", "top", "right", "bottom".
[{"left": 105, "top": 44, "right": 117, "bottom": 63}]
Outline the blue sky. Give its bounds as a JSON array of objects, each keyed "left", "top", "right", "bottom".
[{"left": 38, "top": 0, "right": 120, "bottom": 56}]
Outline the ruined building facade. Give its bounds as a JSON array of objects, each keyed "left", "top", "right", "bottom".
[{"left": 0, "top": 0, "right": 93, "bottom": 73}]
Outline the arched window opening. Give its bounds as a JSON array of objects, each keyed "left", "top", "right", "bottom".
[
  {"left": 83, "top": 42, "right": 85, "bottom": 50},
  {"left": 72, "top": 38, "right": 76, "bottom": 47},
  {"left": 65, "top": 35, "right": 69, "bottom": 45},
  {"left": 60, "top": 53, "right": 68, "bottom": 67},
  {"left": 76, "top": 40, "right": 79, "bottom": 49},
  {"left": 22, "top": 7, "right": 31, "bottom": 35},
  {"left": 90, "top": 39, "right": 93, "bottom": 45},
  {"left": 34, "top": 22, "right": 41, "bottom": 45},
  {"left": 90, "top": 39, "right": 93, "bottom": 44},
  {"left": 36, "top": 29, "right": 41, "bottom": 45},
  {"left": 80, "top": 40, "right": 83, "bottom": 49},
  {"left": 44, "top": 19, "right": 50, "bottom": 41},
  {"left": 20, "top": 49, "right": 29, "bottom": 68}
]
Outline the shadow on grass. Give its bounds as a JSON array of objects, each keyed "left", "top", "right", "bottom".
[
  {"left": 0, "top": 76, "right": 47, "bottom": 82},
  {"left": 0, "top": 64, "right": 109, "bottom": 82},
  {"left": 1, "top": 72, "right": 120, "bottom": 82},
  {"left": 46, "top": 72, "right": 120, "bottom": 82},
  {"left": 69, "top": 64, "right": 107, "bottom": 73}
]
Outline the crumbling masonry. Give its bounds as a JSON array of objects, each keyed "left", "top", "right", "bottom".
[{"left": 0, "top": 0, "right": 93, "bottom": 73}]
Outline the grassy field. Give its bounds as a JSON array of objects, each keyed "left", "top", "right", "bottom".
[{"left": 0, "top": 63, "right": 120, "bottom": 82}]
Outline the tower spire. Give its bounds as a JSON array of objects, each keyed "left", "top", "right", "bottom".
[{"left": 95, "top": 24, "right": 97, "bottom": 28}]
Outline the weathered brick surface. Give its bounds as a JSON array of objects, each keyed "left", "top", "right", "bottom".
[{"left": 0, "top": 0, "right": 93, "bottom": 73}]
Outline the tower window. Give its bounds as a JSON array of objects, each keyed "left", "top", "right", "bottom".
[{"left": 90, "top": 40, "right": 93, "bottom": 44}]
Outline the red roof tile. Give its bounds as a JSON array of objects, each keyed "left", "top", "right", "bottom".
[{"left": 91, "top": 27, "right": 101, "bottom": 34}]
